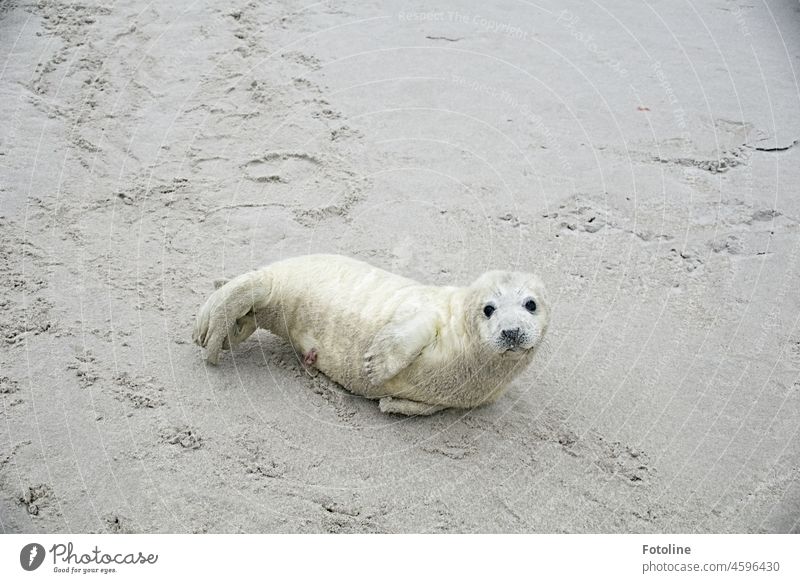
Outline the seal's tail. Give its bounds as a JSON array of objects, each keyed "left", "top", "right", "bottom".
[{"left": 192, "top": 270, "right": 271, "bottom": 364}]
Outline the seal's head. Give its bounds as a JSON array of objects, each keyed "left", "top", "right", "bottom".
[{"left": 467, "top": 270, "right": 549, "bottom": 356}]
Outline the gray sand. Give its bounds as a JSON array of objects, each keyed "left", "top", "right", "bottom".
[{"left": 1, "top": 0, "right": 799, "bottom": 533}]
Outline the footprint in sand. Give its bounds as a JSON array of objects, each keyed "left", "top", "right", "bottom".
[{"left": 243, "top": 152, "right": 321, "bottom": 183}]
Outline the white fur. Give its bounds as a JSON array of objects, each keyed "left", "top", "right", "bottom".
[{"left": 192, "top": 254, "right": 550, "bottom": 415}]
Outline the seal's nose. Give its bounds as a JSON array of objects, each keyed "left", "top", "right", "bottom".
[{"left": 501, "top": 328, "right": 521, "bottom": 344}]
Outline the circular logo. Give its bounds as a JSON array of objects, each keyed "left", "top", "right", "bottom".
[{"left": 20, "top": 543, "right": 46, "bottom": 571}]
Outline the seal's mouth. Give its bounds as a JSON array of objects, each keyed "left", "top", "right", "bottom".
[
  {"left": 502, "top": 345, "right": 529, "bottom": 355},
  {"left": 493, "top": 330, "right": 538, "bottom": 354}
]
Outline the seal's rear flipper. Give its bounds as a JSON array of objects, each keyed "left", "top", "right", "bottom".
[{"left": 192, "top": 271, "right": 271, "bottom": 364}]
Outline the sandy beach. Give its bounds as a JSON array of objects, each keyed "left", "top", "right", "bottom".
[{"left": 1, "top": 0, "right": 799, "bottom": 533}]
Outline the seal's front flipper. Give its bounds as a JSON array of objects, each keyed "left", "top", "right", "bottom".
[
  {"left": 379, "top": 397, "right": 445, "bottom": 416},
  {"left": 363, "top": 313, "right": 436, "bottom": 386}
]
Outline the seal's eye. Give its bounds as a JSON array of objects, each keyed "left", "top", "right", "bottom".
[
  {"left": 524, "top": 299, "right": 537, "bottom": 313},
  {"left": 483, "top": 305, "right": 495, "bottom": 318}
]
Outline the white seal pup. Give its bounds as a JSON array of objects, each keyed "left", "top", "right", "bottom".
[{"left": 192, "top": 254, "right": 549, "bottom": 415}]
